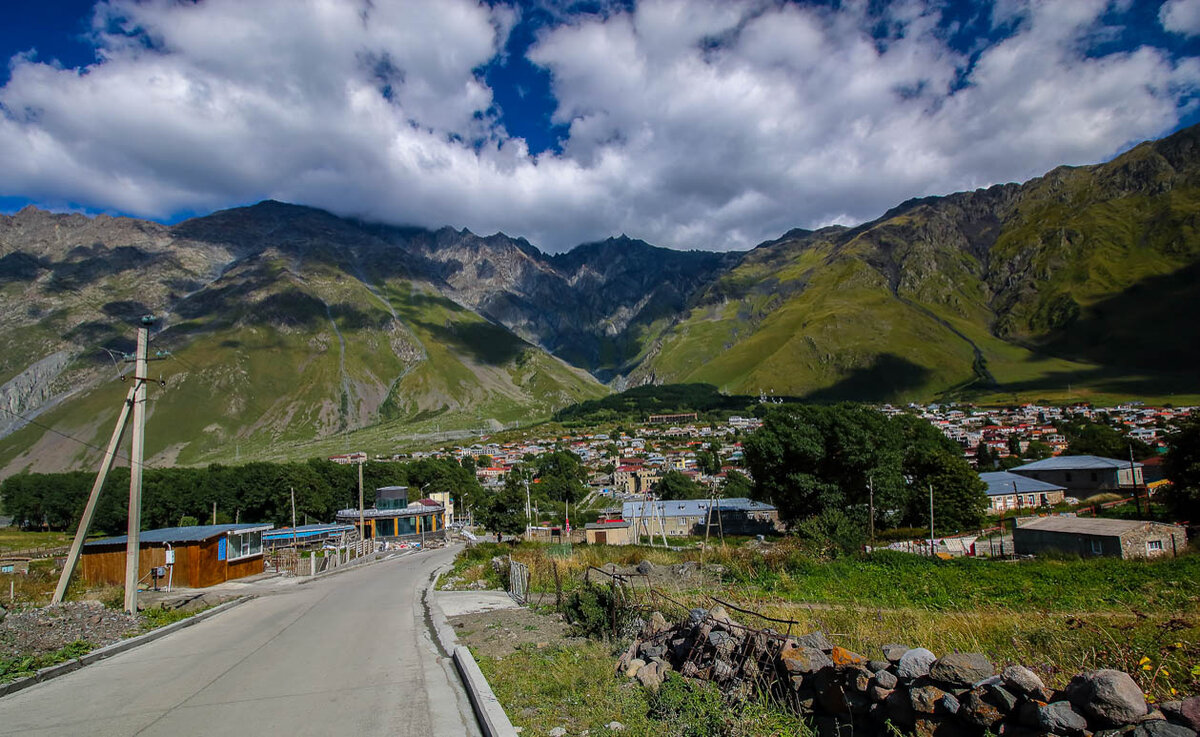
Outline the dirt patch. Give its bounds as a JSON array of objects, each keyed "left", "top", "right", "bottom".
[{"left": 449, "top": 605, "right": 582, "bottom": 660}]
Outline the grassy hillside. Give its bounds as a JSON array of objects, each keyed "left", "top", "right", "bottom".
[
  {"left": 634, "top": 125, "right": 1200, "bottom": 404},
  {"left": 0, "top": 246, "right": 605, "bottom": 475}
]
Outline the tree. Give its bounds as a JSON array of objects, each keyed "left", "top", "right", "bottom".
[
  {"left": 533, "top": 450, "right": 587, "bottom": 504},
  {"left": 1063, "top": 419, "right": 1154, "bottom": 459},
  {"left": 477, "top": 469, "right": 531, "bottom": 537},
  {"left": 744, "top": 403, "right": 986, "bottom": 533},
  {"left": 1024, "top": 440, "right": 1053, "bottom": 461},
  {"left": 720, "top": 469, "right": 753, "bottom": 498},
  {"left": 902, "top": 447, "right": 989, "bottom": 533},
  {"left": 975, "top": 441, "right": 996, "bottom": 470},
  {"left": 696, "top": 444, "right": 722, "bottom": 475},
  {"left": 1162, "top": 416, "right": 1200, "bottom": 521},
  {"left": 655, "top": 471, "right": 706, "bottom": 500}
]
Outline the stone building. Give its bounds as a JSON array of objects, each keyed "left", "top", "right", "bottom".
[
  {"left": 1010, "top": 455, "right": 1143, "bottom": 494},
  {"left": 1013, "top": 517, "right": 1187, "bottom": 559}
]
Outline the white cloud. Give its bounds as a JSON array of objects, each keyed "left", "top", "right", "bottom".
[
  {"left": 0, "top": 0, "right": 1197, "bottom": 252},
  {"left": 1161, "top": 0, "right": 1200, "bottom": 36}
]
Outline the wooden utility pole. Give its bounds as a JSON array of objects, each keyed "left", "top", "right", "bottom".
[{"left": 123, "top": 316, "right": 155, "bottom": 614}]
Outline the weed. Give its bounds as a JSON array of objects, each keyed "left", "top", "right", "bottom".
[{"left": 0, "top": 640, "right": 93, "bottom": 683}]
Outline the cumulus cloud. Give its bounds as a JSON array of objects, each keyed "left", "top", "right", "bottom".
[
  {"left": 1162, "top": 0, "right": 1200, "bottom": 36},
  {"left": 0, "top": 0, "right": 1197, "bottom": 252}
]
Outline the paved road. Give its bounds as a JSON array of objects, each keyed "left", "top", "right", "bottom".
[{"left": 0, "top": 547, "right": 481, "bottom": 737}]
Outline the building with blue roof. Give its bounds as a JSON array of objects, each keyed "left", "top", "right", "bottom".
[
  {"left": 1010, "top": 455, "right": 1143, "bottom": 494},
  {"left": 82, "top": 523, "right": 273, "bottom": 589},
  {"left": 979, "top": 471, "right": 1067, "bottom": 513}
]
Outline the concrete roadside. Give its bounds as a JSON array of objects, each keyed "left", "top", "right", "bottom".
[
  {"left": 0, "top": 595, "right": 252, "bottom": 699},
  {"left": 425, "top": 564, "right": 520, "bottom": 737}
]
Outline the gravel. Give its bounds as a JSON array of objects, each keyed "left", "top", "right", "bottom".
[{"left": 0, "top": 601, "right": 142, "bottom": 659}]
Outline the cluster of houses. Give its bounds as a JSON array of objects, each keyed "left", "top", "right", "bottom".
[{"left": 896, "top": 402, "right": 1193, "bottom": 463}]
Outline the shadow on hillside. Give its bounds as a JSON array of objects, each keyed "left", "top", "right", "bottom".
[
  {"left": 1038, "top": 261, "right": 1200, "bottom": 370},
  {"left": 801, "top": 353, "right": 931, "bottom": 402},
  {"left": 395, "top": 291, "right": 526, "bottom": 366}
]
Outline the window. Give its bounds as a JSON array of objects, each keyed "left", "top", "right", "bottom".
[
  {"left": 1090, "top": 539, "right": 1103, "bottom": 555},
  {"left": 1147, "top": 540, "right": 1163, "bottom": 553},
  {"left": 0, "top": 564, "right": 12, "bottom": 574},
  {"left": 225, "top": 530, "right": 263, "bottom": 561}
]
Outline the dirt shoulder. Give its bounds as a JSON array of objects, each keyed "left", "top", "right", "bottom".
[{"left": 449, "top": 604, "right": 582, "bottom": 660}]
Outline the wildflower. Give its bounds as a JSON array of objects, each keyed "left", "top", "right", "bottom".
[
  {"left": 1161, "top": 669, "right": 1169, "bottom": 676},
  {"left": 1142, "top": 664, "right": 1152, "bottom": 671},
  {"left": 1171, "top": 688, "right": 1177, "bottom": 695},
  {"left": 1138, "top": 656, "right": 1151, "bottom": 666}
]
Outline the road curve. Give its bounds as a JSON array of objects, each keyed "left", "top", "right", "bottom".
[{"left": 0, "top": 546, "right": 481, "bottom": 737}]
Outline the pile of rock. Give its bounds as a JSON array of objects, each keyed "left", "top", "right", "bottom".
[
  {"left": 616, "top": 606, "right": 1200, "bottom": 737},
  {"left": 0, "top": 601, "right": 141, "bottom": 659}
]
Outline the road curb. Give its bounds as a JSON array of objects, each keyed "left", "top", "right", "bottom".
[
  {"left": 426, "top": 564, "right": 519, "bottom": 737},
  {"left": 0, "top": 595, "right": 253, "bottom": 700}
]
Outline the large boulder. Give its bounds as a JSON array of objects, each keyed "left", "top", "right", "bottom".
[
  {"left": 780, "top": 645, "right": 834, "bottom": 676},
  {"left": 929, "top": 653, "right": 995, "bottom": 687},
  {"left": 911, "top": 683, "right": 950, "bottom": 715},
  {"left": 636, "top": 661, "right": 667, "bottom": 691},
  {"left": 1131, "top": 720, "right": 1198, "bottom": 737},
  {"left": 1003, "top": 664, "right": 1050, "bottom": 700},
  {"left": 882, "top": 643, "right": 911, "bottom": 663},
  {"left": 898, "top": 648, "right": 938, "bottom": 680},
  {"left": 1067, "top": 670, "right": 1149, "bottom": 726},
  {"left": 1038, "top": 701, "right": 1090, "bottom": 735},
  {"left": 795, "top": 631, "right": 834, "bottom": 652},
  {"left": 1161, "top": 697, "right": 1200, "bottom": 732}
]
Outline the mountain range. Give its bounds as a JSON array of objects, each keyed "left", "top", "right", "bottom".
[{"left": 0, "top": 123, "right": 1198, "bottom": 475}]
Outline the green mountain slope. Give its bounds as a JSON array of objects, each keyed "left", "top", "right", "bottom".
[
  {"left": 631, "top": 125, "right": 1200, "bottom": 403},
  {"left": 0, "top": 210, "right": 604, "bottom": 475}
]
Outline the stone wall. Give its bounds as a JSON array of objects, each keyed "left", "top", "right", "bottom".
[{"left": 617, "top": 605, "right": 1200, "bottom": 737}]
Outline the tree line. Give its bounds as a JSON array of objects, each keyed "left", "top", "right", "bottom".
[{"left": 1, "top": 457, "right": 482, "bottom": 536}]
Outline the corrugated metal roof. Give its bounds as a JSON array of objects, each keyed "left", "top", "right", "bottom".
[
  {"left": 1016, "top": 517, "right": 1175, "bottom": 536},
  {"left": 979, "top": 471, "right": 1066, "bottom": 497},
  {"left": 262, "top": 524, "right": 353, "bottom": 540},
  {"left": 621, "top": 497, "right": 775, "bottom": 519},
  {"left": 85, "top": 523, "right": 273, "bottom": 547},
  {"left": 585, "top": 521, "right": 632, "bottom": 529},
  {"left": 1012, "top": 455, "right": 1141, "bottom": 471}
]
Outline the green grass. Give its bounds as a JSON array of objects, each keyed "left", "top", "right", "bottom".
[
  {"left": 140, "top": 604, "right": 210, "bottom": 631},
  {"left": 716, "top": 547, "right": 1200, "bottom": 613},
  {"left": 0, "top": 530, "right": 72, "bottom": 552},
  {"left": 476, "top": 641, "right": 814, "bottom": 737},
  {"left": 0, "top": 640, "right": 93, "bottom": 684}
]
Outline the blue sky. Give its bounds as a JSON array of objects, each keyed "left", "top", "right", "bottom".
[{"left": 1, "top": 0, "right": 1198, "bottom": 252}]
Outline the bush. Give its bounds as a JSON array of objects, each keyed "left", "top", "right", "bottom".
[
  {"left": 647, "top": 673, "right": 730, "bottom": 737},
  {"left": 562, "top": 581, "right": 641, "bottom": 640}
]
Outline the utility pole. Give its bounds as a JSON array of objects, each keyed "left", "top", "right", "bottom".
[
  {"left": 124, "top": 315, "right": 160, "bottom": 614},
  {"left": 928, "top": 482, "right": 935, "bottom": 558},
  {"left": 52, "top": 384, "right": 138, "bottom": 604},
  {"left": 212, "top": 501, "right": 216, "bottom": 525},
  {"left": 1128, "top": 444, "right": 1143, "bottom": 516},
  {"left": 357, "top": 459, "right": 365, "bottom": 540},
  {"left": 867, "top": 476, "right": 875, "bottom": 550},
  {"left": 290, "top": 486, "right": 298, "bottom": 548},
  {"left": 524, "top": 476, "right": 531, "bottom": 542}
]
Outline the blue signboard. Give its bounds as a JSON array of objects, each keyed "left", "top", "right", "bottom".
[{"left": 217, "top": 537, "right": 227, "bottom": 561}]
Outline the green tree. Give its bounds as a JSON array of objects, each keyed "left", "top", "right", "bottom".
[
  {"left": 902, "top": 447, "right": 989, "bottom": 533},
  {"left": 533, "top": 450, "right": 587, "bottom": 504},
  {"left": 975, "top": 441, "right": 996, "bottom": 470},
  {"left": 477, "top": 469, "right": 530, "bottom": 538},
  {"left": 720, "top": 469, "right": 753, "bottom": 498},
  {"left": 1063, "top": 420, "right": 1154, "bottom": 459},
  {"left": 1162, "top": 415, "right": 1200, "bottom": 521},
  {"left": 1025, "top": 440, "right": 1053, "bottom": 460},
  {"left": 655, "top": 470, "right": 706, "bottom": 500}
]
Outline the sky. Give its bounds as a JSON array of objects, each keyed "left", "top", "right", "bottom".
[{"left": 1, "top": 0, "right": 1198, "bottom": 253}]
